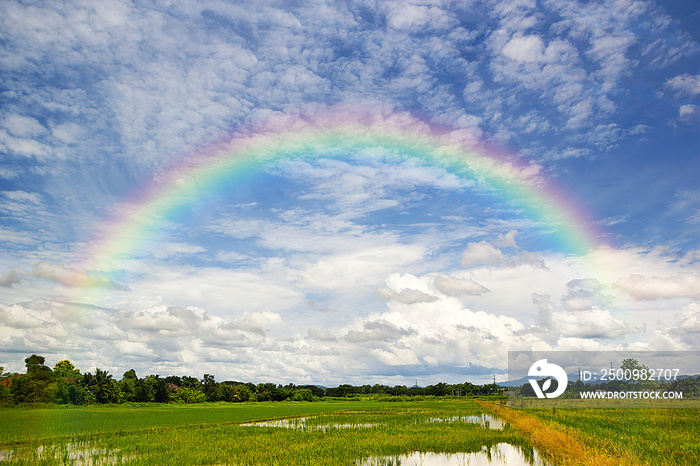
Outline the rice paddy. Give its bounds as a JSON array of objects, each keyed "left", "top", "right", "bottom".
[{"left": 0, "top": 398, "right": 697, "bottom": 465}]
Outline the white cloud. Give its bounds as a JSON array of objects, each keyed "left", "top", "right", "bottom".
[
  {"left": 345, "top": 319, "right": 415, "bottom": 343},
  {"left": 550, "top": 309, "right": 633, "bottom": 339},
  {"left": 678, "top": 303, "right": 700, "bottom": 333},
  {"left": 385, "top": 3, "right": 456, "bottom": 31},
  {"left": 679, "top": 104, "right": 699, "bottom": 123},
  {"left": 115, "top": 340, "right": 156, "bottom": 358},
  {"left": 561, "top": 278, "right": 608, "bottom": 311},
  {"left": 375, "top": 286, "right": 437, "bottom": 304},
  {"left": 296, "top": 244, "right": 426, "bottom": 291},
  {"left": 152, "top": 242, "right": 206, "bottom": 259},
  {"left": 502, "top": 35, "right": 545, "bottom": 63},
  {"left": 0, "top": 303, "right": 47, "bottom": 328},
  {"left": 1, "top": 241, "right": 698, "bottom": 383},
  {"left": 460, "top": 240, "right": 546, "bottom": 269},
  {"left": 123, "top": 265, "right": 305, "bottom": 315},
  {"left": 2, "top": 113, "right": 46, "bottom": 137},
  {"left": 1, "top": 190, "right": 42, "bottom": 204},
  {"left": 307, "top": 327, "right": 337, "bottom": 341},
  {"left": 31, "top": 262, "right": 129, "bottom": 290},
  {"left": 533, "top": 292, "right": 633, "bottom": 339},
  {"left": 615, "top": 273, "right": 700, "bottom": 301},
  {"left": 0, "top": 129, "right": 52, "bottom": 159},
  {"left": 0, "top": 268, "right": 24, "bottom": 288},
  {"left": 461, "top": 241, "right": 510, "bottom": 267},
  {"left": 666, "top": 74, "right": 700, "bottom": 97},
  {"left": 586, "top": 34, "right": 637, "bottom": 91},
  {"left": 433, "top": 275, "right": 490, "bottom": 296}
]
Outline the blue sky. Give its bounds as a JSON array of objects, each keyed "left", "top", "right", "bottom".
[{"left": 1, "top": 0, "right": 699, "bottom": 385}]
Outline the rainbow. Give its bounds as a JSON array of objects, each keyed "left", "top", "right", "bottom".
[{"left": 76, "top": 110, "right": 604, "bottom": 292}]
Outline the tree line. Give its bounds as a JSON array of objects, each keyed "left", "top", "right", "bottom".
[{"left": 0, "top": 355, "right": 503, "bottom": 405}]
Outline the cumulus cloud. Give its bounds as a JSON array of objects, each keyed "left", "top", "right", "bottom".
[
  {"left": 433, "top": 275, "right": 490, "bottom": 296},
  {"left": 375, "top": 287, "right": 437, "bottom": 304},
  {"left": 461, "top": 241, "right": 509, "bottom": 267},
  {"left": 550, "top": 309, "right": 633, "bottom": 339},
  {"left": 345, "top": 319, "right": 416, "bottom": 343},
  {"left": 307, "top": 327, "right": 337, "bottom": 341},
  {"left": 460, "top": 240, "right": 546, "bottom": 269},
  {"left": 614, "top": 273, "right": 700, "bottom": 301},
  {"left": 296, "top": 244, "right": 426, "bottom": 291},
  {"left": 0, "top": 242, "right": 693, "bottom": 384},
  {"left": 0, "top": 268, "right": 25, "bottom": 288},
  {"left": 561, "top": 278, "right": 608, "bottom": 311},
  {"left": 678, "top": 303, "right": 700, "bottom": 333},
  {"left": 0, "top": 301, "right": 284, "bottom": 375},
  {"left": 533, "top": 293, "right": 633, "bottom": 339}
]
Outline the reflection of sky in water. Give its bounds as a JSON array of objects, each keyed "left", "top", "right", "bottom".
[
  {"left": 240, "top": 414, "right": 505, "bottom": 431},
  {"left": 357, "top": 443, "right": 550, "bottom": 466},
  {"left": 240, "top": 414, "right": 508, "bottom": 431},
  {"left": 240, "top": 417, "right": 377, "bottom": 431},
  {"left": 426, "top": 414, "right": 505, "bottom": 430},
  {"left": 0, "top": 442, "right": 135, "bottom": 465}
]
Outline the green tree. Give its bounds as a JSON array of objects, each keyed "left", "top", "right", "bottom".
[
  {"left": 620, "top": 358, "right": 657, "bottom": 390},
  {"left": 25, "top": 354, "right": 53, "bottom": 381},
  {"left": 231, "top": 384, "right": 254, "bottom": 402},
  {"left": 670, "top": 375, "right": 700, "bottom": 397},
  {"left": 118, "top": 369, "right": 139, "bottom": 402},
  {"left": 0, "top": 367, "right": 16, "bottom": 404},
  {"left": 53, "top": 360, "right": 79, "bottom": 378},
  {"left": 83, "top": 368, "right": 117, "bottom": 404},
  {"left": 292, "top": 388, "right": 314, "bottom": 401},
  {"left": 11, "top": 355, "right": 54, "bottom": 403},
  {"left": 173, "top": 387, "right": 206, "bottom": 403},
  {"left": 53, "top": 360, "right": 83, "bottom": 405},
  {"left": 202, "top": 374, "right": 219, "bottom": 401},
  {"left": 140, "top": 375, "right": 170, "bottom": 403}
]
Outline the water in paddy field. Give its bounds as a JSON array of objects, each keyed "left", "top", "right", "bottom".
[
  {"left": 426, "top": 414, "right": 506, "bottom": 430},
  {"left": 239, "top": 416, "right": 379, "bottom": 431},
  {"left": 356, "top": 443, "right": 551, "bottom": 466},
  {"left": 240, "top": 413, "right": 507, "bottom": 431},
  {"left": 0, "top": 442, "right": 136, "bottom": 465}
]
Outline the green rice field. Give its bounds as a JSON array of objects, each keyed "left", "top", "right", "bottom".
[
  {"left": 526, "top": 405, "right": 700, "bottom": 465},
  {"left": 0, "top": 399, "right": 698, "bottom": 465}
]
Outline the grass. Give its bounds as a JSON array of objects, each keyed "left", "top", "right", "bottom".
[
  {"left": 1, "top": 398, "right": 698, "bottom": 465},
  {"left": 524, "top": 405, "right": 700, "bottom": 465},
  {"left": 1, "top": 399, "right": 533, "bottom": 465},
  {"left": 478, "top": 399, "right": 700, "bottom": 466},
  {"left": 0, "top": 401, "right": 377, "bottom": 445}
]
